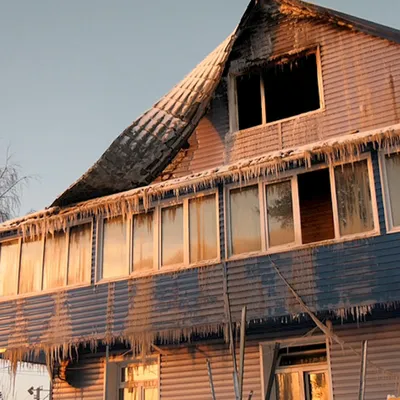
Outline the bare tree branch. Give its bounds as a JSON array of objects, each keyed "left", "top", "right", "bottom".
[{"left": 0, "top": 148, "right": 31, "bottom": 223}]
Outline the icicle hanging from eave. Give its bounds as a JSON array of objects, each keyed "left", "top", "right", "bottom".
[{"left": 1, "top": 123, "right": 400, "bottom": 239}]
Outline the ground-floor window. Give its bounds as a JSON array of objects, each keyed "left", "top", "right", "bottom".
[
  {"left": 262, "top": 340, "right": 330, "bottom": 400},
  {"left": 118, "top": 360, "right": 159, "bottom": 400}
]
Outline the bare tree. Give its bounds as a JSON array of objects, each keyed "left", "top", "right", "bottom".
[{"left": 0, "top": 149, "right": 30, "bottom": 223}]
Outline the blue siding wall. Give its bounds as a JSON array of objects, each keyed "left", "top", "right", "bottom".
[{"left": 1, "top": 150, "right": 400, "bottom": 352}]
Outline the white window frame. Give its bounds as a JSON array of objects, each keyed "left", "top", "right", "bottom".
[
  {"left": 259, "top": 336, "right": 333, "bottom": 400},
  {"left": 159, "top": 190, "right": 221, "bottom": 271},
  {"left": 225, "top": 153, "right": 380, "bottom": 260},
  {"left": 0, "top": 219, "right": 93, "bottom": 301},
  {"left": 115, "top": 356, "right": 160, "bottom": 400},
  {"left": 97, "top": 215, "right": 131, "bottom": 283},
  {"left": 96, "top": 190, "right": 220, "bottom": 282},
  {"left": 228, "top": 46, "right": 325, "bottom": 134},
  {"left": 379, "top": 149, "right": 400, "bottom": 233}
]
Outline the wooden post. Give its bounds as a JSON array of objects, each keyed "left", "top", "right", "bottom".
[
  {"left": 206, "top": 359, "right": 217, "bottom": 400},
  {"left": 358, "top": 340, "right": 368, "bottom": 400},
  {"left": 265, "top": 342, "right": 280, "bottom": 400},
  {"left": 238, "top": 306, "right": 247, "bottom": 399}
]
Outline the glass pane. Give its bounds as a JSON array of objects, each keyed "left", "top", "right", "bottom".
[
  {"left": 385, "top": 153, "right": 400, "bottom": 227},
  {"left": 43, "top": 231, "right": 67, "bottom": 290},
  {"left": 306, "top": 372, "right": 329, "bottom": 400},
  {"left": 102, "top": 217, "right": 128, "bottom": 280},
  {"left": 68, "top": 223, "right": 91, "bottom": 286},
  {"left": 144, "top": 388, "right": 158, "bottom": 400},
  {"left": 266, "top": 181, "right": 295, "bottom": 247},
  {"left": 122, "top": 363, "right": 158, "bottom": 382},
  {"left": 19, "top": 239, "right": 43, "bottom": 294},
  {"left": 335, "top": 160, "right": 374, "bottom": 236},
  {"left": 230, "top": 186, "right": 261, "bottom": 255},
  {"left": 189, "top": 195, "right": 217, "bottom": 263},
  {"left": 0, "top": 240, "right": 19, "bottom": 296},
  {"left": 276, "top": 372, "right": 301, "bottom": 400},
  {"left": 161, "top": 205, "right": 183, "bottom": 266},
  {"left": 119, "top": 388, "right": 139, "bottom": 400},
  {"left": 133, "top": 213, "right": 154, "bottom": 272}
]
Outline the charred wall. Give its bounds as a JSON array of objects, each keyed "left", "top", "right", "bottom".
[{"left": 165, "top": 1, "right": 400, "bottom": 179}]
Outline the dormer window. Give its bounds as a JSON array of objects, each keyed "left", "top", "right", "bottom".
[{"left": 232, "top": 49, "right": 323, "bottom": 131}]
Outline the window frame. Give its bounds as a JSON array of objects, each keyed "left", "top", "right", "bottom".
[
  {"left": 97, "top": 215, "right": 131, "bottom": 283},
  {"left": 114, "top": 356, "right": 160, "bottom": 400},
  {"left": 379, "top": 149, "right": 400, "bottom": 234},
  {"left": 0, "top": 219, "right": 93, "bottom": 301},
  {"left": 95, "top": 190, "right": 221, "bottom": 282},
  {"left": 225, "top": 154, "right": 380, "bottom": 260},
  {"left": 228, "top": 46, "right": 325, "bottom": 134},
  {"left": 259, "top": 336, "right": 333, "bottom": 400},
  {"left": 158, "top": 190, "right": 221, "bottom": 271}
]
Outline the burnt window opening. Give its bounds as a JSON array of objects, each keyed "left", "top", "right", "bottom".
[
  {"left": 235, "top": 51, "right": 321, "bottom": 130},
  {"left": 236, "top": 72, "right": 262, "bottom": 130},
  {"left": 298, "top": 168, "right": 335, "bottom": 245}
]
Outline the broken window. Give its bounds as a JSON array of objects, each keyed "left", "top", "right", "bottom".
[
  {"left": 234, "top": 50, "right": 321, "bottom": 130},
  {"left": 189, "top": 195, "right": 218, "bottom": 263},
  {"left": 237, "top": 73, "right": 262, "bottom": 130},
  {"left": 67, "top": 223, "right": 92, "bottom": 285},
  {"left": 118, "top": 361, "right": 159, "bottom": 400},
  {"left": 229, "top": 185, "right": 261, "bottom": 256},
  {"left": 298, "top": 169, "right": 335, "bottom": 244},
  {"left": 161, "top": 204, "right": 184, "bottom": 266},
  {"left": 383, "top": 153, "right": 400, "bottom": 229},
  {"left": 266, "top": 181, "right": 295, "bottom": 247},
  {"left": 19, "top": 238, "right": 43, "bottom": 294},
  {"left": 102, "top": 216, "right": 128, "bottom": 280},
  {"left": 275, "top": 345, "right": 329, "bottom": 400},
  {"left": 133, "top": 213, "right": 154, "bottom": 272},
  {"left": 0, "top": 240, "right": 19, "bottom": 296},
  {"left": 334, "top": 160, "right": 374, "bottom": 236},
  {"left": 43, "top": 231, "right": 67, "bottom": 290}
]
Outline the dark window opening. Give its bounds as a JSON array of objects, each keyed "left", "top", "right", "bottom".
[
  {"left": 298, "top": 169, "right": 334, "bottom": 244},
  {"left": 236, "top": 72, "right": 262, "bottom": 130},
  {"left": 264, "top": 53, "right": 320, "bottom": 123}
]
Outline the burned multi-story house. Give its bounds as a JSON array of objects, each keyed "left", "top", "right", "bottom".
[{"left": 1, "top": 0, "right": 400, "bottom": 398}]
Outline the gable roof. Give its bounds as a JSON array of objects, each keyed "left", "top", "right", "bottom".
[{"left": 52, "top": 0, "right": 400, "bottom": 207}]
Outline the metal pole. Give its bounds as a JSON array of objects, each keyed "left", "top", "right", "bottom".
[
  {"left": 358, "top": 340, "right": 368, "bottom": 400},
  {"left": 238, "top": 306, "right": 247, "bottom": 399},
  {"left": 104, "top": 344, "right": 110, "bottom": 400},
  {"left": 36, "top": 387, "right": 41, "bottom": 400},
  {"left": 265, "top": 343, "right": 280, "bottom": 400},
  {"left": 206, "top": 359, "right": 217, "bottom": 400}
]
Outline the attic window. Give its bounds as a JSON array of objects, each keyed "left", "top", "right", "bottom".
[{"left": 234, "top": 50, "right": 322, "bottom": 130}]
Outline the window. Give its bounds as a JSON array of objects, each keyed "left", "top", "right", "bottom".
[
  {"left": 133, "top": 213, "right": 154, "bottom": 272},
  {"left": 102, "top": 217, "right": 129, "bottom": 280},
  {"left": 382, "top": 152, "right": 400, "bottom": 230},
  {"left": 228, "top": 157, "right": 377, "bottom": 257},
  {"left": 298, "top": 169, "right": 334, "bottom": 244},
  {"left": 19, "top": 238, "right": 43, "bottom": 294},
  {"left": 234, "top": 50, "right": 321, "bottom": 130},
  {"left": 43, "top": 231, "right": 67, "bottom": 290},
  {"left": 161, "top": 204, "right": 184, "bottom": 266},
  {"left": 229, "top": 186, "right": 261, "bottom": 256},
  {"left": 0, "top": 240, "right": 20, "bottom": 296},
  {"left": 67, "top": 223, "right": 92, "bottom": 285},
  {"left": 334, "top": 160, "right": 374, "bottom": 236},
  {"left": 189, "top": 195, "right": 218, "bottom": 263},
  {"left": 119, "top": 361, "right": 159, "bottom": 400},
  {"left": 266, "top": 181, "right": 295, "bottom": 247},
  {"left": 261, "top": 341, "right": 330, "bottom": 400}
]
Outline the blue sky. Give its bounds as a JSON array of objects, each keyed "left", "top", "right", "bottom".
[{"left": 0, "top": 0, "right": 399, "bottom": 217}]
